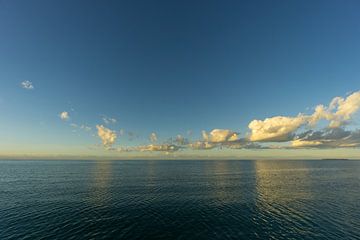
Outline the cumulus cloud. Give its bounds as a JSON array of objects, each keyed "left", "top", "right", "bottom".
[
  {"left": 247, "top": 90, "right": 360, "bottom": 142},
  {"left": 291, "top": 128, "right": 360, "bottom": 148},
  {"left": 59, "top": 111, "right": 70, "bottom": 121},
  {"left": 85, "top": 90, "right": 360, "bottom": 153},
  {"left": 325, "top": 91, "right": 360, "bottom": 127},
  {"left": 149, "top": 132, "right": 157, "bottom": 143},
  {"left": 21, "top": 80, "right": 34, "bottom": 90},
  {"left": 96, "top": 125, "right": 117, "bottom": 147},
  {"left": 202, "top": 129, "right": 238, "bottom": 142},
  {"left": 187, "top": 129, "right": 240, "bottom": 150},
  {"left": 248, "top": 115, "right": 309, "bottom": 142}
]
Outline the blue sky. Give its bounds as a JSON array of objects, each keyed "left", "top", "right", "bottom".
[{"left": 1, "top": 0, "right": 360, "bottom": 159}]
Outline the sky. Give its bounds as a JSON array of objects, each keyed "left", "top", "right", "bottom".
[{"left": 1, "top": 0, "right": 360, "bottom": 159}]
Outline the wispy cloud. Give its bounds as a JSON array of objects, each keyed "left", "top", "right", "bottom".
[
  {"left": 149, "top": 132, "right": 157, "bottom": 143},
  {"left": 137, "top": 144, "right": 181, "bottom": 152},
  {"left": 70, "top": 123, "right": 91, "bottom": 132},
  {"left": 189, "top": 141, "right": 217, "bottom": 150},
  {"left": 21, "top": 80, "right": 34, "bottom": 90},
  {"left": 102, "top": 116, "right": 117, "bottom": 124}
]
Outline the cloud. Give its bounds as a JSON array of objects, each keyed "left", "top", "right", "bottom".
[
  {"left": 137, "top": 144, "right": 181, "bottom": 152},
  {"left": 102, "top": 116, "right": 117, "bottom": 124},
  {"left": 291, "top": 128, "right": 360, "bottom": 148},
  {"left": 59, "top": 111, "right": 70, "bottom": 121},
  {"left": 247, "top": 91, "right": 360, "bottom": 142},
  {"left": 202, "top": 129, "right": 238, "bottom": 143},
  {"left": 80, "top": 125, "right": 92, "bottom": 131},
  {"left": 189, "top": 141, "right": 217, "bottom": 150},
  {"left": 69, "top": 122, "right": 91, "bottom": 132},
  {"left": 164, "top": 135, "right": 190, "bottom": 145},
  {"left": 187, "top": 129, "right": 240, "bottom": 150},
  {"left": 175, "top": 135, "right": 189, "bottom": 145},
  {"left": 222, "top": 138, "right": 269, "bottom": 149},
  {"left": 21, "top": 80, "right": 34, "bottom": 90},
  {"left": 248, "top": 115, "right": 309, "bottom": 142},
  {"left": 325, "top": 91, "right": 360, "bottom": 127},
  {"left": 119, "top": 129, "right": 125, "bottom": 136},
  {"left": 86, "top": 90, "right": 360, "bottom": 153},
  {"left": 127, "top": 131, "right": 139, "bottom": 141},
  {"left": 96, "top": 125, "right": 117, "bottom": 147},
  {"left": 149, "top": 132, "right": 157, "bottom": 143}
]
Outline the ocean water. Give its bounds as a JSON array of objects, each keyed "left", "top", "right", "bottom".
[{"left": 0, "top": 160, "right": 359, "bottom": 240}]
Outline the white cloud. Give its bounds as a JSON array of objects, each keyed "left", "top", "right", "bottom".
[
  {"left": 96, "top": 125, "right": 117, "bottom": 147},
  {"left": 59, "top": 111, "right": 70, "bottom": 121},
  {"left": 149, "top": 132, "right": 157, "bottom": 143},
  {"left": 21, "top": 80, "right": 34, "bottom": 90}
]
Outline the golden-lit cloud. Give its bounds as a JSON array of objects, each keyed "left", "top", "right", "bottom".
[
  {"left": 96, "top": 125, "right": 117, "bottom": 147},
  {"left": 202, "top": 129, "right": 238, "bottom": 143},
  {"left": 65, "top": 90, "right": 360, "bottom": 153},
  {"left": 248, "top": 115, "right": 308, "bottom": 142},
  {"left": 248, "top": 91, "right": 360, "bottom": 142},
  {"left": 325, "top": 91, "right": 360, "bottom": 128}
]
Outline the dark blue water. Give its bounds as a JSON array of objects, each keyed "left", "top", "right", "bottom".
[{"left": 1, "top": 160, "right": 359, "bottom": 240}]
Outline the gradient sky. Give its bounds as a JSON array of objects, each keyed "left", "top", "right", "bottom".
[{"left": 1, "top": 0, "right": 360, "bottom": 159}]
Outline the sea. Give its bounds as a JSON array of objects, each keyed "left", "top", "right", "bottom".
[{"left": 1, "top": 160, "right": 359, "bottom": 240}]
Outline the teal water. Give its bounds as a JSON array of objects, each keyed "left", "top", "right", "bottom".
[{"left": 1, "top": 160, "right": 359, "bottom": 239}]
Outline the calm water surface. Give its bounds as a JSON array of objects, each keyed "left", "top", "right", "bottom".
[{"left": 1, "top": 160, "right": 359, "bottom": 239}]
